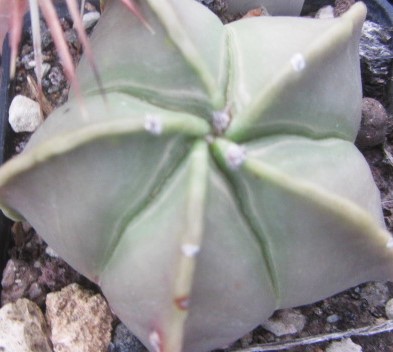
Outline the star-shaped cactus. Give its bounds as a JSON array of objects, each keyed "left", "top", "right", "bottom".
[{"left": 0, "top": 1, "right": 392, "bottom": 351}]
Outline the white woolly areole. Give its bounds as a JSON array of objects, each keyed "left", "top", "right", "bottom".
[
  {"left": 149, "top": 331, "right": 161, "bottom": 352},
  {"left": 181, "top": 244, "right": 200, "bottom": 257},
  {"left": 144, "top": 115, "right": 163, "bottom": 135},
  {"left": 387, "top": 238, "right": 393, "bottom": 249},
  {"left": 213, "top": 110, "right": 230, "bottom": 133},
  {"left": 290, "top": 53, "right": 306, "bottom": 72},
  {"left": 227, "top": 144, "right": 246, "bottom": 170}
]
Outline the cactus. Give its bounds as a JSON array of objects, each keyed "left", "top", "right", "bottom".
[{"left": 0, "top": 0, "right": 392, "bottom": 351}]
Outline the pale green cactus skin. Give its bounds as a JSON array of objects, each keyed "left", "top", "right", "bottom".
[{"left": 0, "top": 1, "right": 392, "bottom": 351}]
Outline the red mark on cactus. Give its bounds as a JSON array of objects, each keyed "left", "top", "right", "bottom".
[{"left": 174, "top": 296, "right": 190, "bottom": 310}]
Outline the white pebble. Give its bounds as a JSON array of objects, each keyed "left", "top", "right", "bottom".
[
  {"left": 262, "top": 309, "right": 306, "bottom": 336},
  {"left": 327, "top": 314, "right": 340, "bottom": 323},
  {"left": 82, "top": 11, "right": 100, "bottom": 29},
  {"left": 385, "top": 298, "right": 393, "bottom": 319},
  {"left": 0, "top": 299, "right": 52, "bottom": 352},
  {"left": 290, "top": 53, "right": 306, "bottom": 72},
  {"left": 326, "top": 338, "right": 362, "bottom": 352},
  {"left": 45, "top": 246, "right": 59, "bottom": 258},
  {"left": 9, "top": 95, "right": 43, "bottom": 133}
]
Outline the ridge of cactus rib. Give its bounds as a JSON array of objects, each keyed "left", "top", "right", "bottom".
[
  {"left": 0, "top": 111, "right": 209, "bottom": 222},
  {"left": 146, "top": 0, "right": 227, "bottom": 107},
  {"left": 211, "top": 138, "right": 393, "bottom": 306},
  {"left": 99, "top": 141, "right": 210, "bottom": 351},
  {"left": 75, "top": 0, "right": 228, "bottom": 116},
  {"left": 98, "top": 143, "right": 277, "bottom": 352},
  {"left": 213, "top": 138, "right": 390, "bottom": 242},
  {"left": 225, "top": 3, "right": 365, "bottom": 142}
]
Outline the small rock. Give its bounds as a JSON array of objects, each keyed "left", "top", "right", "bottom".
[
  {"left": 45, "top": 246, "right": 59, "bottom": 258},
  {"left": 326, "top": 314, "right": 341, "bottom": 324},
  {"left": 64, "top": 28, "right": 79, "bottom": 47},
  {"left": 360, "top": 21, "right": 393, "bottom": 105},
  {"left": 0, "top": 298, "right": 52, "bottom": 352},
  {"left": 48, "top": 66, "right": 65, "bottom": 91},
  {"left": 314, "top": 307, "right": 324, "bottom": 316},
  {"left": 1, "top": 258, "right": 41, "bottom": 306},
  {"left": 326, "top": 338, "right": 362, "bottom": 352},
  {"left": 9, "top": 95, "right": 43, "bottom": 133},
  {"left": 108, "top": 323, "right": 147, "bottom": 352},
  {"left": 37, "top": 257, "right": 85, "bottom": 293},
  {"left": 11, "top": 221, "right": 31, "bottom": 246},
  {"left": 360, "top": 281, "right": 389, "bottom": 307},
  {"left": 261, "top": 309, "right": 306, "bottom": 336},
  {"left": 334, "top": 0, "right": 355, "bottom": 17},
  {"left": 83, "top": 11, "right": 100, "bottom": 29},
  {"left": 239, "top": 332, "right": 254, "bottom": 348},
  {"left": 46, "top": 283, "right": 113, "bottom": 352},
  {"left": 385, "top": 298, "right": 393, "bottom": 319},
  {"left": 355, "top": 98, "right": 388, "bottom": 148}
]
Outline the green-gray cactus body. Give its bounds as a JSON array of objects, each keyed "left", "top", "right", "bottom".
[{"left": 0, "top": 1, "right": 392, "bottom": 351}]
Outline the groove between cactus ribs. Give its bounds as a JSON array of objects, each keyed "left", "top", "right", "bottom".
[
  {"left": 98, "top": 138, "right": 193, "bottom": 280},
  {"left": 223, "top": 26, "right": 235, "bottom": 127},
  {"left": 84, "top": 86, "right": 217, "bottom": 123},
  {"left": 211, "top": 151, "right": 280, "bottom": 305},
  {"left": 226, "top": 124, "right": 354, "bottom": 144}
]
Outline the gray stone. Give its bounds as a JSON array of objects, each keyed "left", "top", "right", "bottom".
[
  {"left": 9, "top": 95, "right": 43, "bottom": 133},
  {"left": 334, "top": 0, "right": 355, "bottom": 16},
  {"left": 83, "top": 11, "right": 100, "bottom": 29},
  {"left": 46, "top": 283, "right": 113, "bottom": 352},
  {"left": 385, "top": 298, "right": 393, "bottom": 319},
  {"left": 1, "top": 258, "right": 41, "bottom": 306},
  {"left": 326, "top": 338, "right": 362, "bottom": 352},
  {"left": 359, "top": 21, "right": 393, "bottom": 105},
  {"left": 261, "top": 309, "right": 306, "bottom": 336},
  {"left": 0, "top": 298, "right": 52, "bottom": 352},
  {"left": 360, "top": 281, "right": 389, "bottom": 307},
  {"left": 108, "top": 323, "right": 148, "bottom": 352},
  {"left": 327, "top": 314, "right": 341, "bottom": 324},
  {"left": 45, "top": 246, "right": 59, "bottom": 258},
  {"left": 356, "top": 98, "right": 388, "bottom": 148}
]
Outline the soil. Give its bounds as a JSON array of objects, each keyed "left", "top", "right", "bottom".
[{"left": 1, "top": 1, "right": 393, "bottom": 352}]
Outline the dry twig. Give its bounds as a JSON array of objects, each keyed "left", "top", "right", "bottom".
[{"left": 231, "top": 320, "right": 393, "bottom": 352}]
